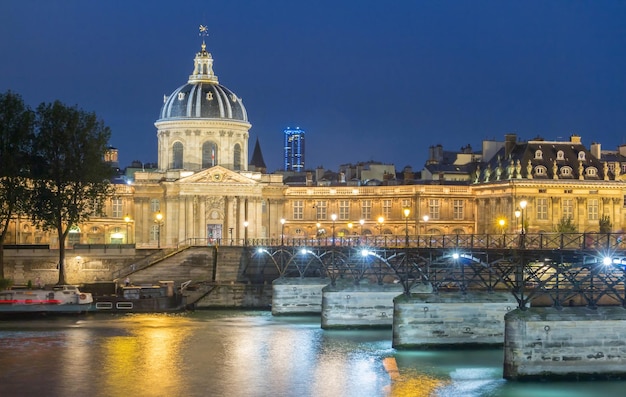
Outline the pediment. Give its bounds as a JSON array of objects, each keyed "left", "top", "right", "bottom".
[{"left": 177, "top": 166, "right": 257, "bottom": 185}]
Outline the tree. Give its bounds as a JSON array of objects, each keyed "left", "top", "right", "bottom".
[
  {"left": 0, "top": 91, "right": 35, "bottom": 279},
  {"left": 554, "top": 216, "right": 577, "bottom": 233},
  {"left": 599, "top": 215, "right": 612, "bottom": 233},
  {"left": 30, "top": 101, "right": 114, "bottom": 285}
]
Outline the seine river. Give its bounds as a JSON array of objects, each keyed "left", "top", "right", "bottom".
[{"left": 0, "top": 310, "right": 624, "bottom": 397}]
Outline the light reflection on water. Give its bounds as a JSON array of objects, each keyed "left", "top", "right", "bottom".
[{"left": 0, "top": 311, "right": 625, "bottom": 397}]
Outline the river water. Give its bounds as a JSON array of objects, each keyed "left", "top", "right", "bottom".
[{"left": 0, "top": 310, "right": 624, "bottom": 397}]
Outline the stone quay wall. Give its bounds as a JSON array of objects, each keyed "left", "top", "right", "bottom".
[
  {"left": 393, "top": 291, "right": 517, "bottom": 349},
  {"left": 504, "top": 307, "right": 626, "bottom": 380}
]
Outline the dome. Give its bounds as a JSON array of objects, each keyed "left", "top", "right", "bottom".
[
  {"left": 158, "top": 42, "right": 248, "bottom": 122},
  {"left": 159, "top": 82, "right": 248, "bottom": 121}
]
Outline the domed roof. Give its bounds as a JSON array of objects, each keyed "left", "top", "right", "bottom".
[{"left": 158, "top": 42, "right": 248, "bottom": 122}]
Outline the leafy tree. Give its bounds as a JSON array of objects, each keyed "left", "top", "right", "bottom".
[
  {"left": 554, "top": 216, "right": 577, "bottom": 233},
  {"left": 0, "top": 91, "right": 35, "bottom": 278},
  {"left": 30, "top": 101, "right": 114, "bottom": 285},
  {"left": 599, "top": 215, "right": 612, "bottom": 233}
]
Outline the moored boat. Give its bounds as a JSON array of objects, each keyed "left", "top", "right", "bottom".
[
  {"left": 81, "top": 280, "right": 189, "bottom": 313},
  {"left": 0, "top": 285, "right": 94, "bottom": 315}
]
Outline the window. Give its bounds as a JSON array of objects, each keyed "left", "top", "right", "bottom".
[
  {"left": 361, "top": 200, "right": 372, "bottom": 220},
  {"left": 534, "top": 150, "right": 543, "bottom": 159},
  {"left": 536, "top": 198, "right": 548, "bottom": 220},
  {"left": 234, "top": 144, "right": 241, "bottom": 170},
  {"left": 293, "top": 200, "right": 303, "bottom": 220},
  {"left": 401, "top": 199, "right": 411, "bottom": 210},
  {"left": 535, "top": 166, "right": 546, "bottom": 175},
  {"left": 557, "top": 150, "right": 564, "bottom": 160},
  {"left": 150, "top": 225, "right": 160, "bottom": 242},
  {"left": 316, "top": 200, "right": 327, "bottom": 220},
  {"left": 202, "top": 141, "right": 217, "bottom": 168},
  {"left": 562, "top": 198, "right": 573, "bottom": 219},
  {"left": 382, "top": 199, "right": 391, "bottom": 218},
  {"left": 112, "top": 198, "right": 123, "bottom": 218},
  {"left": 428, "top": 199, "right": 440, "bottom": 220},
  {"left": 339, "top": 200, "right": 350, "bottom": 220},
  {"left": 172, "top": 142, "right": 183, "bottom": 169},
  {"left": 585, "top": 167, "right": 597, "bottom": 177},
  {"left": 453, "top": 199, "right": 464, "bottom": 220},
  {"left": 561, "top": 167, "right": 572, "bottom": 176},
  {"left": 150, "top": 199, "right": 160, "bottom": 213},
  {"left": 578, "top": 151, "right": 586, "bottom": 161},
  {"left": 588, "top": 199, "right": 599, "bottom": 221}
]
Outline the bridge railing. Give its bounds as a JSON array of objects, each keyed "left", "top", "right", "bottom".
[{"left": 243, "top": 232, "right": 625, "bottom": 251}]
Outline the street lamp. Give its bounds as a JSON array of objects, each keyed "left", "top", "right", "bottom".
[
  {"left": 498, "top": 218, "right": 506, "bottom": 234},
  {"left": 154, "top": 212, "right": 164, "bottom": 249},
  {"left": 403, "top": 208, "right": 411, "bottom": 246},
  {"left": 331, "top": 213, "right": 337, "bottom": 245},
  {"left": 515, "top": 209, "right": 521, "bottom": 233},
  {"left": 359, "top": 219, "right": 364, "bottom": 235},
  {"left": 377, "top": 216, "right": 384, "bottom": 235},
  {"left": 280, "top": 218, "right": 285, "bottom": 246},
  {"left": 519, "top": 200, "right": 527, "bottom": 235},
  {"left": 124, "top": 215, "right": 132, "bottom": 244},
  {"left": 243, "top": 221, "right": 249, "bottom": 246}
]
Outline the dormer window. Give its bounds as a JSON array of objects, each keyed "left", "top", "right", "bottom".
[
  {"left": 560, "top": 166, "right": 572, "bottom": 176},
  {"left": 178, "top": 92, "right": 186, "bottom": 100},
  {"left": 535, "top": 150, "right": 543, "bottom": 160},
  {"left": 535, "top": 165, "right": 547, "bottom": 175},
  {"left": 585, "top": 167, "right": 597, "bottom": 177},
  {"left": 578, "top": 151, "right": 586, "bottom": 161},
  {"left": 557, "top": 150, "right": 564, "bottom": 160}
]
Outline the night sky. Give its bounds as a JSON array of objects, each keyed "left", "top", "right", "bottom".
[{"left": 2, "top": 1, "right": 625, "bottom": 173}]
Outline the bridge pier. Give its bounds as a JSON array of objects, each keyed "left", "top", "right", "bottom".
[
  {"left": 321, "top": 280, "right": 421, "bottom": 329},
  {"left": 271, "top": 277, "right": 328, "bottom": 315},
  {"left": 504, "top": 307, "right": 626, "bottom": 380},
  {"left": 392, "top": 291, "right": 516, "bottom": 348}
]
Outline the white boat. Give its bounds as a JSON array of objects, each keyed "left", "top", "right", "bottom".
[{"left": 0, "top": 285, "right": 94, "bottom": 315}]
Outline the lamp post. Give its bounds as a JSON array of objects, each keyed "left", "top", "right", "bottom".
[
  {"left": 154, "top": 212, "right": 164, "bottom": 249},
  {"left": 359, "top": 219, "right": 364, "bottom": 235},
  {"left": 422, "top": 215, "right": 429, "bottom": 234},
  {"left": 403, "top": 208, "right": 411, "bottom": 247},
  {"left": 403, "top": 208, "right": 411, "bottom": 296},
  {"left": 280, "top": 218, "right": 285, "bottom": 246},
  {"left": 331, "top": 213, "right": 337, "bottom": 246},
  {"left": 243, "top": 221, "right": 249, "bottom": 246},
  {"left": 515, "top": 209, "right": 521, "bottom": 233},
  {"left": 124, "top": 215, "right": 132, "bottom": 244},
  {"left": 519, "top": 200, "right": 527, "bottom": 235},
  {"left": 519, "top": 200, "right": 527, "bottom": 250},
  {"left": 377, "top": 216, "right": 384, "bottom": 235}
]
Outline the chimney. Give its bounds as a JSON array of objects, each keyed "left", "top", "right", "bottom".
[
  {"left": 590, "top": 142, "right": 601, "bottom": 159},
  {"left": 504, "top": 133, "right": 516, "bottom": 158},
  {"left": 570, "top": 134, "right": 582, "bottom": 144},
  {"left": 306, "top": 172, "right": 313, "bottom": 186}
]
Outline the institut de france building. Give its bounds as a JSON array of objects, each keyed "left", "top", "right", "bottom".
[{"left": 8, "top": 40, "right": 626, "bottom": 249}]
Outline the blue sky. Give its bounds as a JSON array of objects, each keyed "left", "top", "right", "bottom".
[{"left": 2, "top": 1, "right": 625, "bottom": 172}]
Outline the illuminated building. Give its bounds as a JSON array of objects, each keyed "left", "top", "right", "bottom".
[{"left": 283, "top": 127, "right": 305, "bottom": 172}]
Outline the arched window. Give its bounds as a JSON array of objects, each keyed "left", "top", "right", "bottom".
[
  {"left": 586, "top": 167, "right": 597, "bottom": 177},
  {"left": 578, "top": 151, "right": 586, "bottom": 161},
  {"left": 534, "top": 150, "right": 543, "bottom": 159},
  {"left": 560, "top": 166, "right": 572, "bottom": 176},
  {"left": 557, "top": 150, "right": 565, "bottom": 160},
  {"left": 202, "top": 141, "right": 218, "bottom": 168},
  {"left": 172, "top": 142, "right": 183, "bottom": 169},
  {"left": 535, "top": 166, "right": 547, "bottom": 175},
  {"left": 234, "top": 143, "right": 242, "bottom": 170}
]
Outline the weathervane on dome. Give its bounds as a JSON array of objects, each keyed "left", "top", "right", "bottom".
[{"left": 199, "top": 24, "right": 209, "bottom": 38}]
